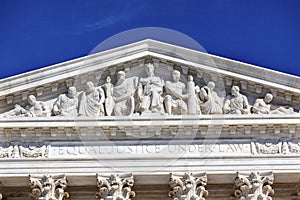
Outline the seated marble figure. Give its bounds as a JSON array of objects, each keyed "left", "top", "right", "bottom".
[
  {"left": 52, "top": 86, "right": 78, "bottom": 117},
  {"left": 223, "top": 86, "right": 250, "bottom": 114},
  {"left": 252, "top": 93, "right": 296, "bottom": 114},
  {"left": 137, "top": 63, "right": 164, "bottom": 114},
  {"left": 164, "top": 70, "right": 188, "bottom": 115},
  {"left": 112, "top": 71, "right": 137, "bottom": 116}
]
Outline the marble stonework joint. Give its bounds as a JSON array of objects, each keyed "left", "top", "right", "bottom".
[
  {"left": 29, "top": 174, "right": 69, "bottom": 200},
  {"left": 233, "top": 171, "right": 274, "bottom": 200},
  {"left": 169, "top": 172, "right": 208, "bottom": 200},
  {"left": 96, "top": 173, "right": 135, "bottom": 200}
]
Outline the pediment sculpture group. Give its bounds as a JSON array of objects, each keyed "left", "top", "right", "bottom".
[{"left": 1, "top": 63, "right": 297, "bottom": 118}]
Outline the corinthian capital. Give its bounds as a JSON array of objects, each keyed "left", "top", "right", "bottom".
[
  {"left": 96, "top": 173, "right": 135, "bottom": 200},
  {"left": 29, "top": 174, "right": 69, "bottom": 200},
  {"left": 233, "top": 171, "right": 274, "bottom": 200},
  {"left": 168, "top": 172, "right": 208, "bottom": 200}
]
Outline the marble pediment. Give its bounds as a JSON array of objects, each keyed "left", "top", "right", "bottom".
[{"left": 0, "top": 39, "right": 300, "bottom": 118}]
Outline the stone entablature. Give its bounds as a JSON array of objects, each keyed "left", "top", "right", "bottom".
[
  {"left": 2, "top": 139, "right": 300, "bottom": 160},
  {"left": 0, "top": 115, "right": 299, "bottom": 141}
]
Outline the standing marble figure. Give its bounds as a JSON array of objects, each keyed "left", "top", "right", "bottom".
[
  {"left": 103, "top": 76, "right": 114, "bottom": 116},
  {"left": 113, "top": 71, "right": 136, "bottom": 116},
  {"left": 199, "top": 81, "right": 223, "bottom": 115},
  {"left": 186, "top": 75, "right": 199, "bottom": 115},
  {"left": 78, "top": 82, "right": 105, "bottom": 117}
]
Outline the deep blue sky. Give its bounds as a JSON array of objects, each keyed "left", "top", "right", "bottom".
[{"left": 1, "top": 0, "right": 300, "bottom": 79}]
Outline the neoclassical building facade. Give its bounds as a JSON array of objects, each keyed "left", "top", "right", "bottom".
[{"left": 0, "top": 39, "right": 300, "bottom": 199}]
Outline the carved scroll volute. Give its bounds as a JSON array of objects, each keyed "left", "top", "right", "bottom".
[
  {"left": 96, "top": 173, "right": 135, "bottom": 200},
  {"left": 169, "top": 172, "right": 208, "bottom": 200},
  {"left": 233, "top": 171, "right": 274, "bottom": 200},
  {"left": 29, "top": 174, "right": 69, "bottom": 200}
]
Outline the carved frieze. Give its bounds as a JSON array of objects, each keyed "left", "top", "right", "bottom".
[
  {"left": 0, "top": 142, "right": 49, "bottom": 159},
  {"left": 1, "top": 61, "right": 298, "bottom": 118},
  {"left": 168, "top": 172, "right": 208, "bottom": 200},
  {"left": 29, "top": 174, "right": 69, "bottom": 200},
  {"left": 96, "top": 173, "right": 135, "bottom": 200},
  {"left": 233, "top": 171, "right": 274, "bottom": 200},
  {"left": 251, "top": 140, "right": 300, "bottom": 155}
]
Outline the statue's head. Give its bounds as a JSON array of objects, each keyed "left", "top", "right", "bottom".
[
  {"left": 172, "top": 70, "right": 181, "bottom": 82},
  {"left": 106, "top": 76, "right": 111, "bottom": 83},
  {"left": 68, "top": 86, "right": 77, "bottom": 97},
  {"left": 86, "top": 82, "right": 95, "bottom": 92},
  {"left": 117, "top": 71, "right": 125, "bottom": 82},
  {"left": 207, "top": 81, "right": 215, "bottom": 90},
  {"left": 231, "top": 86, "right": 240, "bottom": 96},
  {"left": 145, "top": 63, "right": 155, "bottom": 75},
  {"left": 28, "top": 95, "right": 37, "bottom": 105},
  {"left": 264, "top": 93, "right": 273, "bottom": 103}
]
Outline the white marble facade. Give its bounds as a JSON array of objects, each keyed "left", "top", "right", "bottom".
[{"left": 0, "top": 40, "right": 300, "bottom": 199}]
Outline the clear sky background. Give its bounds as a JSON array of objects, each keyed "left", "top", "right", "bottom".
[{"left": 1, "top": 0, "right": 300, "bottom": 79}]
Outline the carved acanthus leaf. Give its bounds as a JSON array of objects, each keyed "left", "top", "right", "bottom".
[
  {"left": 169, "top": 172, "right": 208, "bottom": 200},
  {"left": 29, "top": 174, "right": 69, "bottom": 200},
  {"left": 96, "top": 173, "right": 135, "bottom": 200},
  {"left": 233, "top": 171, "right": 274, "bottom": 200}
]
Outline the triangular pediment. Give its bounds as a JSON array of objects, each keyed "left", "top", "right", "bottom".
[{"left": 0, "top": 39, "right": 299, "bottom": 115}]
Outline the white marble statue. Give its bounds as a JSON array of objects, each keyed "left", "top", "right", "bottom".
[
  {"left": 78, "top": 81, "right": 105, "bottom": 117},
  {"left": 2, "top": 95, "right": 50, "bottom": 117},
  {"left": 199, "top": 81, "right": 223, "bottom": 115},
  {"left": 26, "top": 95, "right": 51, "bottom": 117},
  {"left": 164, "top": 70, "right": 188, "bottom": 115},
  {"left": 103, "top": 76, "right": 115, "bottom": 116},
  {"left": 252, "top": 93, "right": 296, "bottom": 114},
  {"left": 52, "top": 86, "right": 78, "bottom": 117},
  {"left": 223, "top": 86, "right": 250, "bottom": 114},
  {"left": 113, "top": 71, "right": 137, "bottom": 116},
  {"left": 138, "top": 63, "right": 164, "bottom": 113},
  {"left": 186, "top": 75, "right": 200, "bottom": 115}
]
